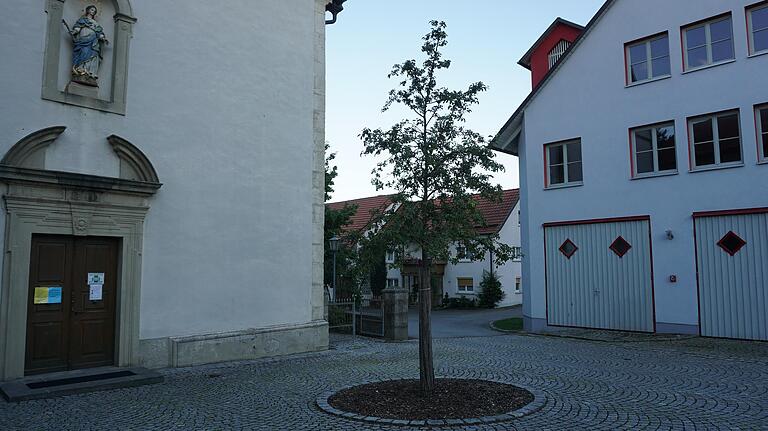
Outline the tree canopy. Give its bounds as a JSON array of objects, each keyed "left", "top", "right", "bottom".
[{"left": 360, "top": 20, "right": 513, "bottom": 392}]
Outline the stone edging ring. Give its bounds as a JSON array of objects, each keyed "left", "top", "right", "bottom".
[{"left": 315, "top": 378, "right": 547, "bottom": 427}]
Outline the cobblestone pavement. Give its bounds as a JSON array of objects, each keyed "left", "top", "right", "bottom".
[{"left": 2, "top": 333, "right": 767, "bottom": 430}]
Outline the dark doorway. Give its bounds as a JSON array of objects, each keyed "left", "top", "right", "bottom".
[{"left": 25, "top": 235, "right": 120, "bottom": 375}]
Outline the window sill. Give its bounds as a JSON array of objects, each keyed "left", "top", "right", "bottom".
[
  {"left": 757, "top": 160, "right": 768, "bottom": 165},
  {"left": 631, "top": 170, "right": 679, "bottom": 180},
  {"left": 625, "top": 75, "right": 672, "bottom": 88},
  {"left": 748, "top": 50, "right": 768, "bottom": 59},
  {"left": 682, "top": 59, "right": 736, "bottom": 75},
  {"left": 689, "top": 162, "right": 745, "bottom": 173},
  {"left": 457, "top": 292, "right": 476, "bottom": 296},
  {"left": 544, "top": 182, "right": 583, "bottom": 191}
]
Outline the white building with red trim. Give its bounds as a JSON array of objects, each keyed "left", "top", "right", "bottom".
[
  {"left": 328, "top": 190, "right": 523, "bottom": 308},
  {"left": 492, "top": 0, "right": 768, "bottom": 340}
]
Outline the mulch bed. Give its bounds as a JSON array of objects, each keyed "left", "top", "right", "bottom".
[{"left": 328, "top": 379, "right": 534, "bottom": 420}]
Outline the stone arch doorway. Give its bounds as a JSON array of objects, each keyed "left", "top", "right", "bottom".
[{"left": 0, "top": 127, "right": 160, "bottom": 380}]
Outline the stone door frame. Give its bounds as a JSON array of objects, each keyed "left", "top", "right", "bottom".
[
  {"left": 0, "top": 172, "right": 159, "bottom": 380},
  {"left": 0, "top": 128, "right": 159, "bottom": 380}
]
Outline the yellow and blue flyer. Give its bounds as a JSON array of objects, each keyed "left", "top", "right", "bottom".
[{"left": 33, "top": 286, "right": 62, "bottom": 304}]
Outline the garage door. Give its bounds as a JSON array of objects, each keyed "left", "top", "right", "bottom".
[
  {"left": 545, "top": 217, "right": 655, "bottom": 332},
  {"left": 694, "top": 209, "right": 768, "bottom": 341}
]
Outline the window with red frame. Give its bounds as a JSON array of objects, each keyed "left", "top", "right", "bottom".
[
  {"left": 682, "top": 14, "right": 735, "bottom": 71},
  {"left": 688, "top": 110, "right": 743, "bottom": 169},
  {"left": 545, "top": 140, "right": 582, "bottom": 188},
  {"left": 630, "top": 122, "right": 677, "bottom": 177},
  {"left": 748, "top": 2, "right": 768, "bottom": 55},
  {"left": 758, "top": 105, "right": 768, "bottom": 162},
  {"left": 625, "top": 33, "right": 671, "bottom": 84}
]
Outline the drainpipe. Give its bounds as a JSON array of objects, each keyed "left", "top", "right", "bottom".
[
  {"left": 325, "top": 0, "right": 347, "bottom": 25},
  {"left": 489, "top": 249, "right": 494, "bottom": 277}
]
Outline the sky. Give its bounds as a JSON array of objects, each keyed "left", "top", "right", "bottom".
[{"left": 325, "top": 0, "right": 605, "bottom": 203}]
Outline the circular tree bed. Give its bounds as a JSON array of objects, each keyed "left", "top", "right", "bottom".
[{"left": 325, "top": 379, "right": 534, "bottom": 423}]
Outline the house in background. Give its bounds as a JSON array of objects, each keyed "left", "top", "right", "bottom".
[
  {"left": 492, "top": 0, "right": 768, "bottom": 340},
  {"left": 328, "top": 190, "right": 523, "bottom": 308},
  {"left": 325, "top": 194, "right": 398, "bottom": 298}
]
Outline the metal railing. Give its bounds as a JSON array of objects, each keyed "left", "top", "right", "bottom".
[{"left": 326, "top": 294, "right": 383, "bottom": 338}]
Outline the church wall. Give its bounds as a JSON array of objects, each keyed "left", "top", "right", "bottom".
[{"left": 0, "top": 0, "right": 327, "bottom": 369}]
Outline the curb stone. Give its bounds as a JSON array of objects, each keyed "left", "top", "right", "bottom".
[{"left": 315, "top": 377, "right": 546, "bottom": 428}]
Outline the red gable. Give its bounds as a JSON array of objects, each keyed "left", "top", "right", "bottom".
[{"left": 518, "top": 18, "right": 584, "bottom": 89}]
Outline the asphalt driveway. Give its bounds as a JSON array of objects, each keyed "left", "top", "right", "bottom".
[{"left": 408, "top": 305, "right": 522, "bottom": 338}]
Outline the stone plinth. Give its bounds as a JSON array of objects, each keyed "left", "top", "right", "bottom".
[{"left": 383, "top": 288, "right": 409, "bottom": 341}]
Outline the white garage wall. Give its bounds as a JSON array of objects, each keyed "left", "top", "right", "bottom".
[{"left": 519, "top": 0, "right": 768, "bottom": 333}]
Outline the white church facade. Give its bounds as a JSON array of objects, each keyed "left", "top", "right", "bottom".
[{"left": 0, "top": 0, "right": 331, "bottom": 380}]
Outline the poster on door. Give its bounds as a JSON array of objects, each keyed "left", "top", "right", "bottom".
[
  {"left": 89, "top": 284, "right": 103, "bottom": 301},
  {"left": 33, "top": 286, "right": 62, "bottom": 304},
  {"left": 87, "top": 273, "right": 105, "bottom": 285}
]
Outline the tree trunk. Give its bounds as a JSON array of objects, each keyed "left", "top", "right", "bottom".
[{"left": 418, "top": 251, "right": 435, "bottom": 393}]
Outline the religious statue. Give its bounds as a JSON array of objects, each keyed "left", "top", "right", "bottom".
[{"left": 63, "top": 6, "right": 109, "bottom": 87}]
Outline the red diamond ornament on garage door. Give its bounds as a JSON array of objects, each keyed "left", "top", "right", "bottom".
[
  {"left": 609, "top": 236, "right": 632, "bottom": 258},
  {"left": 559, "top": 239, "right": 578, "bottom": 259},
  {"left": 717, "top": 231, "right": 746, "bottom": 256}
]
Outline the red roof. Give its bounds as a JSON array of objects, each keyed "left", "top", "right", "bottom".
[
  {"left": 473, "top": 189, "right": 520, "bottom": 235},
  {"left": 326, "top": 194, "right": 395, "bottom": 233},
  {"left": 326, "top": 189, "right": 519, "bottom": 235}
]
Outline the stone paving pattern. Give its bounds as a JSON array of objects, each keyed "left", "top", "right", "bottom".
[{"left": 2, "top": 333, "right": 767, "bottom": 430}]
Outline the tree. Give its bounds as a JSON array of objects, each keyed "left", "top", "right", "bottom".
[
  {"left": 360, "top": 21, "right": 513, "bottom": 393},
  {"left": 324, "top": 144, "right": 357, "bottom": 295},
  {"left": 478, "top": 271, "right": 505, "bottom": 309}
]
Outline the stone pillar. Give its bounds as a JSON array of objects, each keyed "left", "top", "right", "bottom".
[{"left": 383, "top": 288, "right": 409, "bottom": 341}]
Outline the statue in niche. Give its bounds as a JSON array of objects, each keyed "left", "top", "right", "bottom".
[{"left": 63, "top": 6, "right": 109, "bottom": 87}]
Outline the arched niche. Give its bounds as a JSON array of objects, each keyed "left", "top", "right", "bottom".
[
  {"left": 0, "top": 126, "right": 160, "bottom": 380},
  {"left": 41, "top": 0, "right": 136, "bottom": 115}
]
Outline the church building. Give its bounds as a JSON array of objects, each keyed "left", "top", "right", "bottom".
[{"left": 0, "top": 0, "right": 330, "bottom": 381}]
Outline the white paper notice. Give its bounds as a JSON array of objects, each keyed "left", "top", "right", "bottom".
[
  {"left": 88, "top": 273, "right": 105, "bottom": 285},
  {"left": 89, "top": 284, "right": 103, "bottom": 301}
]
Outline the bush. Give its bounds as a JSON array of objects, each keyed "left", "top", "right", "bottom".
[
  {"left": 444, "top": 296, "right": 477, "bottom": 309},
  {"left": 327, "top": 307, "right": 348, "bottom": 327},
  {"left": 478, "top": 271, "right": 505, "bottom": 309}
]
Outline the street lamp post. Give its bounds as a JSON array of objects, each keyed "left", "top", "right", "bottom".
[{"left": 329, "top": 236, "right": 340, "bottom": 301}]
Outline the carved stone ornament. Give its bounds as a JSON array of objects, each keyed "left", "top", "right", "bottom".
[
  {"left": 0, "top": 126, "right": 161, "bottom": 380},
  {"left": 64, "top": 5, "right": 109, "bottom": 87},
  {"left": 42, "top": 0, "right": 137, "bottom": 115}
]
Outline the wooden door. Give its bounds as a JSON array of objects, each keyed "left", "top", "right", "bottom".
[
  {"left": 25, "top": 235, "right": 119, "bottom": 375},
  {"left": 25, "top": 236, "right": 73, "bottom": 374}
]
